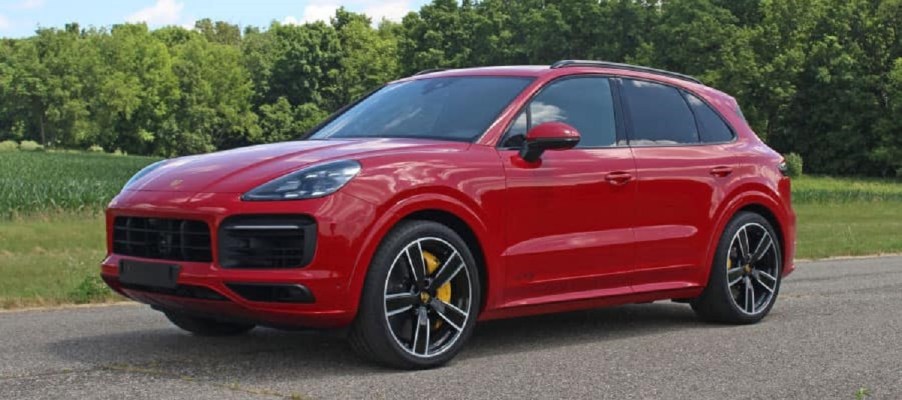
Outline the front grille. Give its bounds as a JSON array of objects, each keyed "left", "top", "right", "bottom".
[
  {"left": 113, "top": 217, "right": 212, "bottom": 262},
  {"left": 218, "top": 215, "right": 316, "bottom": 269}
]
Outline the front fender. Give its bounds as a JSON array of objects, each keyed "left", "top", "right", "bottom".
[{"left": 342, "top": 191, "right": 502, "bottom": 319}]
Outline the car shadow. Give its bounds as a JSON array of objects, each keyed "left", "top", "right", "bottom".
[{"left": 45, "top": 302, "right": 719, "bottom": 378}]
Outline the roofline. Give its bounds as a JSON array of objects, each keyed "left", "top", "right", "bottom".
[{"left": 550, "top": 60, "right": 702, "bottom": 84}]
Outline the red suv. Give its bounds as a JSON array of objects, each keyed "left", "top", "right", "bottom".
[{"left": 102, "top": 60, "right": 796, "bottom": 369}]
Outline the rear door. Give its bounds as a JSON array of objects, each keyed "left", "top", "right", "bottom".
[
  {"left": 498, "top": 76, "right": 638, "bottom": 305},
  {"left": 619, "top": 78, "right": 739, "bottom": 292}
]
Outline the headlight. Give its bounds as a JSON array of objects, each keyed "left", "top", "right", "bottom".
[
  {"left": 242, "top": 159, "right": 361, "bottom": 201},
  {"left": 122, "top": 160, "right": 166, "bottom": 191}
]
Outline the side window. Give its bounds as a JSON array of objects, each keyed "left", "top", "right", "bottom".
[
  {"left": 683, "top": 93, "right": 734, "bottom": 143},
  {"left": 502, "top": 77, "right": 617, "bottom": 148},
  {"left": 621, "top": 79, "right": 698, "bottom": 145}
]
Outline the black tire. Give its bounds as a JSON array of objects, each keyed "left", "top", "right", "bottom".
[
  {"left": 164, "top": 312, "right": 255, "bottom": 336},
  {"left": 349, "top": 220, "right": 482, "bottom": 369},
  {"left": 691, "top": 211, "right": 782, "bottom": 324}
]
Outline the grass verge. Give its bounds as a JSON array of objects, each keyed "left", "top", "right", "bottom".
[
  {"left": 0, "top": 213, "right": 120, "bottom": 308},
  {"left": 795, "top": 202, "right": 902, "bottom": 259}
]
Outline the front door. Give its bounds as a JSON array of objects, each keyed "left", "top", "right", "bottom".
[{"left": 498, "top": 76, "right": 638, "bottom": 306}]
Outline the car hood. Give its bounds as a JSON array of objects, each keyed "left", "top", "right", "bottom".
[{"left": 126, "top": 138, "right": 467, "bottom": 194}]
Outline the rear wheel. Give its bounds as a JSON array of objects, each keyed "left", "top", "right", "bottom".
[
  {"left": 164, "top": 312, "right": 255, "bottom": 336},
  {"left": 349, "top": 220, "right": 480, "bottom": 369},
  {"left": 691, "top": 212, "right": 782, "bottom": 324}
]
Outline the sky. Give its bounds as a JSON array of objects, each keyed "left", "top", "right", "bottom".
[{"left": 0, "top": 0, "right": 431, "bottom": 38}]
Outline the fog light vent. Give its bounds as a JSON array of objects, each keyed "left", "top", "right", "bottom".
[{"left": 226, "top": 283, "right": 315, "bottom": 303}]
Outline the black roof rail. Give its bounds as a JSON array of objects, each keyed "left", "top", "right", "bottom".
[
  {"left": 413, "top": 68, "right": 449, "bottom": 76},
  {"left": 550, "top": 60, "right": 702, "bottom": 84}
]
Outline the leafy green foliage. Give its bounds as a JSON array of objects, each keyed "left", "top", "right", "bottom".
[
  {"left": 18, "top": 140, "right": 43, "bottom": 151},
  {"left": 68, "top": 274, "right": 112, "bottom": 304},
  {"left": 784, "top": 152, "right": 804, "bottom": 178},
  {"left": 0, "top": 1, "right": 901, "bottom": 176},
  {"left": 0, "top": 140, "right": 16, "bottom": 151}
]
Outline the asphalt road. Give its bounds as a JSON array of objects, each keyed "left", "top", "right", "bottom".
[{"left": 2, "top": 256, "right": 901, "bottom": 400}]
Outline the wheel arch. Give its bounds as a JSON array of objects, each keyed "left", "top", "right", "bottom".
[
  {"left": 345, "top": 193, "right": 498, "bottom": 318},
  {"left": 701, "top": 187, "right": 792, "bottom": 286}
]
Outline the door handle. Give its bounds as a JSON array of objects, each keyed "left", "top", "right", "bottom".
[
  {"left": 605, "top": 171, "right": 633, "bottom": 186},
  {"left": 710, "top": 166, "right": 733, "bottom": 177}
]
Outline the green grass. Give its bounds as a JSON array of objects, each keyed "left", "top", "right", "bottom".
[
  {"left": 0, "top": 214, "right": 118, "bottom": 308},
  {"left": 0, "top": 152, "right": 900, "bottom": 308},
  {"left": 0, "top": 151, "right": 160, "bottom": 218},
  {"left": 795, "top": 202, "right": 902, "bottom": 259}
]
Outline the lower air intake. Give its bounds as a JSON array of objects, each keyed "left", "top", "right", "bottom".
[{"left": 217, "top": 215, "right": 316, "bottom": 269}]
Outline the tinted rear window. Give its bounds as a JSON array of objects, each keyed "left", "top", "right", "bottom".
[
  {"left": 310, "top": 77, "right": 533, "bottom": 142},
  {"left": 684, "top": 93, "right": 734, "bottom": 143},
  {"left": 621, "top": 79, "right": 698, "bottom": 145}
]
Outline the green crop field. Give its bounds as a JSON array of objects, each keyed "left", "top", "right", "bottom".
[
  {"left": 792, "top": 176, "right": 902, "bottom": 204},
  {"left": 0, "top": 151, "right": 900, "bottom": 308},
  {"left": 0, "top": 151, "right": 160, "bottom": 218}
]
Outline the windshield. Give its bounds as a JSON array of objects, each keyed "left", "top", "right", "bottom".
[{"left": 309, "top": 76, "right": 533, "bottom": 142}]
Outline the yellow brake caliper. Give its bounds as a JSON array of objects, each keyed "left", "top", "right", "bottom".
[{"left": 422, "top": 251, "right": 451, "bottom": 329}]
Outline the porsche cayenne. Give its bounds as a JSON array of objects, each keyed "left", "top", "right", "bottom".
[{"left": 101, "top": 60, "right": 796, "bottom": 369}]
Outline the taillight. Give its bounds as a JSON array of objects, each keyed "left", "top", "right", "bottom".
[{"left": 778, "top": 160, "right": 790, "bottom": 177}]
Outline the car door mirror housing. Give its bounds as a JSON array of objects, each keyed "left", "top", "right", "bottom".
[{"left": 519, "top": 122, "right": 581, "bottom": 162}]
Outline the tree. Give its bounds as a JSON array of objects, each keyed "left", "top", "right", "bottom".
[
  {"left": 331, "top": 8, "right": 400, "bottom": 107},
  {"left": 166, "top": 35, "right": 260, "bottom": 155}
]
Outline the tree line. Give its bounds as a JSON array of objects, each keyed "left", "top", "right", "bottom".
[{"left": 1, "top": 0, "right": 901, "bottom": 177}]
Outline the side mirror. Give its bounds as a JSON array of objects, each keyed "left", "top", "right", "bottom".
[{"left": 519, "top": 122, "right": 581, "bottom": 163}]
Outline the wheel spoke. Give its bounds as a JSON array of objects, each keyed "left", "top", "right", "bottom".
[
  {"left": 413, "top": 307, "right": 430, "bottom": 356},
  {"left": 428, "top": 251, "right": 462, "bottom": 290},
  {"left": 385, "top": 292, "right": 419, "bottom": 317},
  {"left": 755, "top": 270, "right": 777, "bottom": 293},
  {"left": 405, "top": 242, "right": 427, "bottom": 283},
  {"left": 751, "top": 233, "right": 774, "bottom": 263},
  {"left": 410, "top": 310, "right": 421, "bottom": 353},
  {"left": 429, "top": 298, "right": 466, "bottom": 331},
  {"left": 737, "top": 227, "right": 751, "bottom": 260},
  {"left": 753, "top": 277, "right": 775, "bottom": 294},
  {"left": 727, "top": 265, "right": 744, "bottom": 287},
  {"left": 744, "top": 277, "right": 755, "bottom": 313}
]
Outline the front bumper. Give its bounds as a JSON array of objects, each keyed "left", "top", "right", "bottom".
[{"left": 101, "top": 189, "right": 377, "bottom": 329}]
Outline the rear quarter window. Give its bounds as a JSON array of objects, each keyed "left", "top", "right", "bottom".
[{"left": 683, "top": 93, "right": 735, "bottom": 143}]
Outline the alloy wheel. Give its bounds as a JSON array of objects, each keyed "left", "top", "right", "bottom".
[
  {"left": 726, "top": 223, "right": 780, "bottom": 315},
  {"left": 382, "top": 237, "right": 473, "bottom": 358}
]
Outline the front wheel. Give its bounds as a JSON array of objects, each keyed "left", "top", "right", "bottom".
[
  {"left": 691, "top": 212, "right": 782, "bottom": 324},
  {"left": 349, "top": 220, "right": 481, "bottom": 369}
]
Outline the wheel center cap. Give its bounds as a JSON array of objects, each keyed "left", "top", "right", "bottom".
[
  {"left": 420, "top": 292, "right": 431, "bottom": 304},
  {"left": 744, "top": 264, "right": 752, "bottom": 274}
]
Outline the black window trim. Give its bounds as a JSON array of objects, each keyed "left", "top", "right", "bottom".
[
  {"left": 615, "top": 77, "right": 737, "bottom": 148},
  {"left": 496, "top": 74, "right": 627, "bottom": 150}
]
